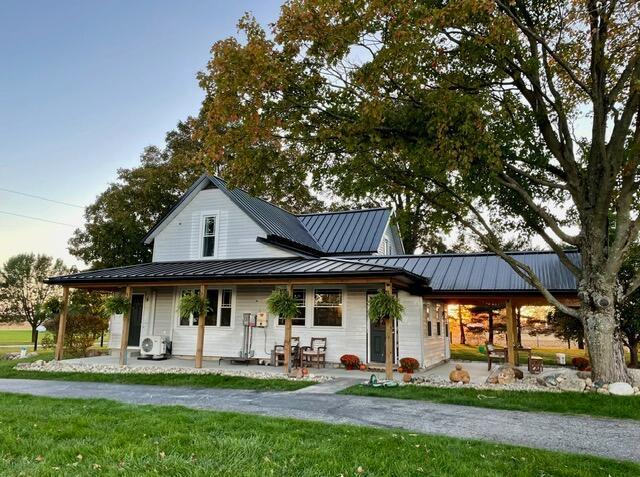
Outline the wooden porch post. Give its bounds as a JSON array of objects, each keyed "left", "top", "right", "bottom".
[
  {"left": 195, "top": 284, "right": 207, "bottom": 368},
  {"left": 119, "top": 286, "right": 133, "bottom": 367},
  {"left": 385, "top": 281, "right": 393, "bottom": 380},
  {"left": 506, "top": 299, "right": 517, "bottom": 366},
  {"left": 284, "top": 283, "right": 293, "bottom": 373},
  {"left": 54, "top": 286, "right": 69, "bottom": 361}
]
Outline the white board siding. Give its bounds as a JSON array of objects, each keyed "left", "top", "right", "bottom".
[
  {"left": 422, "top": 300, "right": 448, "bottom": 368},
  {"left": 142, "top": 284, "right": 425, "bottom": 365},
  {"left": 376, "top": 224, "right": 399, "bottom": 255},
  {"left": 152, "top": 188, "right": 295, "bottom": 261},
  {"left": 108, "top": 288, "right": 153, "bottom": 349}
]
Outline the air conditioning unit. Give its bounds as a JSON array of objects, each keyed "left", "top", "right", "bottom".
[{"left": 139, "top": 335, "right": 170, "bottom": 360}]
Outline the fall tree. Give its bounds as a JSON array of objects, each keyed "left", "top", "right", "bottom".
[
  {"left": 197, "top": 1, "right": 640, "bottom": 383},
  {"left": 0, "top": 254, "right": 70, "bottom": 342}
]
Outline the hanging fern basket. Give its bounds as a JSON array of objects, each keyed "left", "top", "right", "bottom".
[
  {"left": 178, "top": 292, "right": 208, "bottom": 319},
  {"left": 103, "top": 293, "right": 131, "bottom": 315},
  {"left": 368, "top": 291, "right": 404, "bottom": 323},
  {"left": 266, "top": 288, "right": 298, "bottom": 320}
]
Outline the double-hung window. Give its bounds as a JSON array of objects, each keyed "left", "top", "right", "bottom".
[
  {"left": 382, "top": 238, "right": 391, "bottom": 255},
  {"left": 313, "top": 289, "right": 342, "bottom": 326},
  {"left": 202, "top": 216, "right": 216, "bottom": 257},
  {"left": 278, "top": 289, "right": 306, "bottom": 326},
  {"left": 179, "top": 288, "right": 232, "bottom": 327}
]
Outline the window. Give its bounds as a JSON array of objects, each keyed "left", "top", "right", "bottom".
[
  {"left": 445, "top": 323, "right": 449, "bottom": 338},
  {"left": 427, "top": 320, "right": 432, "bottom": 337},
  {"left": 178, "top": 288, "right": 232, "bottom": 327},
  {"left": 436, "top": 321, "right": 441, "bottom": 336},
  {"left": 202, "top": 216, "right": 216, "bottom": 257},
  {"left": 313, "top": 289, "right": 342, "bottom": 326},
  {"left": 382, "top": 237, "right": 391, "bottom": 255},
  {"left": 278, "top": 289, "right": 306, "bottom": 326}
]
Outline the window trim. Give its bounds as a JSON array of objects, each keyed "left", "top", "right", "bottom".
[
  {"left": 312, "top": 287, "right": 345, "bottom": 328},
  {"left": 199, "top": 212, "right": 219, "bottom": 259},
  {"left": 175, "top": 286, "right": 235, "bottom": 329},
  {"left": 382, "top": 237, "right": 391, "bottom": 255},
  {"left": 275, "top": 287, "right": 308, "bottom": 327}
]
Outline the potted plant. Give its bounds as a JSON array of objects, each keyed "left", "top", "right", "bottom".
[
  {"left": 340, "top": 354, "right": 361, "bottom": 370},
  {"left": 368, "top": 290, "right": 404, "bottom": 380},
  {"left": 178, "top": 292, "right": 208, "bottom": 321},
  {"left": 267, "top": 288, "right": 299, "bottom": 372},
  {"left": 400, "top": 357, "right": 420, "bottom": 374},
  {"left": 103, "top": 293, "right": 131, "bottom": 315}
]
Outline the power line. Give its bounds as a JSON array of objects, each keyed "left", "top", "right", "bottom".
[
  {"left": 0, "top": 210, "right": 76, "bottom": 227},
  {"left": 0, "top": 187, "right": 84, "bottom": 208}
]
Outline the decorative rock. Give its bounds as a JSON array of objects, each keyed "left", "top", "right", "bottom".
[
  {"left": 557, "top": 375, "right": 586, "bottom": 393},
  {"left": 597, "top": 387, "right": 610, "bottom": 395},
  {"left": 485, "top": 365, "right": 520, "bottom": 385},
  {"left": 403, "top": 373, "right": 413, "bottom": 383},
  {"left": 449, "top": 364, "right": 471, "bottom": 384},
  {"left": 585, "top": 378, "right": 593, "bottom": 387},
  {"left": 628, "top": 369, "right": 640, "bottom": 388},
  {"left": 576, "top": 370, "right": 591, "bottom": 379},
  {"left": 608, "top": 382, "right": 634, "bottom": 396},
  {"left": 536, "top": 371, "right": 564, "bottom": 387},
  {"left": 513, "top": 368, "right": 524, "bottom": 380},
  {"left": 497, "top": 367, "right": 516, "bottom": 385}
]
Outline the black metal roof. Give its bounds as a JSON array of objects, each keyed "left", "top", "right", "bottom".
[
  {"left": 46, "top": 257, "right": 428, "bottom": 286},
  {"left": 142, "top": 175, "right": 392, "bottom": 256},
  {"left": 298, "top": 208, "right": 391, "bottom": 254},
  {"left": 344, "top": 250, "right": 580, "bottom": 293}
]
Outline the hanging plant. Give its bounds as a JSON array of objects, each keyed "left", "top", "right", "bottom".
[
  {"left": 178, "top": 292, "right": 208, "bottom": 319},
  {"left": 368, "top": 291, "right": 404, "bottom": 323},
  {"left": 103, "top": 293, "right": 131, "bottom": 315},
  {"left": 267, "top": 288, "right": 298, "bottom": 320}
]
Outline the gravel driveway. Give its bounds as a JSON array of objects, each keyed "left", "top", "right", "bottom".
[{"left": 0, "top": 378, "right": 638, "bottom": 463}]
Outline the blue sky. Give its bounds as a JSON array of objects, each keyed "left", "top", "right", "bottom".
[{"left": 0, "top": 0, "right": 282, "bottom": 266}]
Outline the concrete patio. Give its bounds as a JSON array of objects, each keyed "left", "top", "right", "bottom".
[{"left": 61, "top": 354, "right": 535, "bottom": 383}]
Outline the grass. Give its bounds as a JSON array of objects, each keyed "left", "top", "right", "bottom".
[
  {"left": 0, "top": 393, "right": 637, "bottom": 476},
  {"left": 342, "top": 384, "right": 640, "bottom": 421},
  {"left": 450, "top": 343, "right": 589, "bottom": 365},
  {"left": 0, "top": 329, "right": 51, "bottom": 345},
  {"left": 0, "top": 352, "right": 314, "bottom": 392}
]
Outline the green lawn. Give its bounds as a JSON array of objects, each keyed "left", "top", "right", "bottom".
[
  {"left": 0, "top": 329, "right": 51, "bottom": 345},
  {"left": 0, "top": 352, "right": 314, "bottom": 392},
  {"left": 0, "top": 393, "right": 636, "bottom": 476},
  {"left": 450, "top": 344, "right": 589, "bottom": 365},
  {"left": 342, "top": 384, "right": 640, "bottom": 421}
]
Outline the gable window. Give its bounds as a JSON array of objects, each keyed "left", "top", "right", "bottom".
[
  {"left": 278, "top": 289, "right": 306, "bottom": 326},
  {"left": 313, "top": 289, "right": 342, "bottom": 326},
  {"left": 179, "top": 288, "right": 232, "bottom": 327},
  {"left": 382, "top": 237, "right": 391, "bottom": 255},
  {"left": 202, "top": 216, "right": 216, "bottom": 257}
]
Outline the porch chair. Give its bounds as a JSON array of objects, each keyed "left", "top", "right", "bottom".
[
  {"left": 272, "top": 337, "right": 300, "bottom": 367},
  {"left": 484, "top": 341, "right": 508, "bottom": 370},
  {"left": 300, "top": 337, "right": 327, "bottom": 368}
]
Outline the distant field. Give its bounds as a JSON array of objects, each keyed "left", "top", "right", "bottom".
[
  {"left": 0, "top": 329, "right": 49, "bottom": 345},
  {"left": 450, "top": 344, "right": 588, "bottom": 365}
]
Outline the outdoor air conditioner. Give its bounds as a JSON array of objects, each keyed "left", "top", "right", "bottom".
[{"left": 139, "top": 335, "right": 170, "bottom": 359}]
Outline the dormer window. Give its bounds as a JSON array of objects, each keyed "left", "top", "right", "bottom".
[{"left": 202, "top": 216, "right": 217, "bottom": 257}]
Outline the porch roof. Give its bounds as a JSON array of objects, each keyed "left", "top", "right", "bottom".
[{"left": 45, "top": 257, "right": 430, "bottom": 289}]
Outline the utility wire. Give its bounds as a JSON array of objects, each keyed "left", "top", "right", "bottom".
[
  {"left": 0, "top": 187, "right": 84, "bottom": 208},
  {"left": 0, "top": 210, "right": 76, "bottom": 227}
]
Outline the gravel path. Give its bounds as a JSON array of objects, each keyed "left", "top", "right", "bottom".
[{"left": 0, "top": 378, "right": 638, "bottom": 463}]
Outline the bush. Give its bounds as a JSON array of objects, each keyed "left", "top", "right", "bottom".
[
  {"left": 340, "top": 354, "right": 361, "bottom": 370},
  {"left": 572, "top": 357, "right": 590, "bottom": 371},
  {"left": 399, "top": 357, "right": 420, "bottom": 373},
  {"left": 45, "top": 313, "right": 108, "bottom": 357},
  {"left": 40, "top": 334, "right": 55, "bottom": 349}
]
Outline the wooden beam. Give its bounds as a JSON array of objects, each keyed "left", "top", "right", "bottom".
[
  {"left": 284, "top": 283, "right": 293, "bottom": 374},
  {"left": 54, "top": 286, "right": 69, "bottom": 361},
  {"left": 505, "top": 299, "right": 517, "bottom": 366},
  {"left": 384, "top": 281, "right": 393, "bottom": 380},
  {"left": 195, "top": 284, "right": 207, "bottom": 369},
  {"left": 118, "top": 286, "right": 133, "bottom": 367}
]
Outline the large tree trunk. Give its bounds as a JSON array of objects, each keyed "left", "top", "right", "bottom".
[
  {"left": 487, "top": 311, "right": 494, "bottom": 345},
  {"left": 579, "top": 266, "right": 631, "bottom": 383},
  {"left": 577, "top": 335, "right": 585, "bottom": 350},
  {"left": 31, "top": 325, "right": 38, "bottom": 344},
  {"left": 458, "top": 306, "right": 466, "bottom": 345}
]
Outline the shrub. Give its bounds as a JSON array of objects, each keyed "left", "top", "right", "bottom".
[
  {"left": 340, "top": 354, "right": 361, "bottom": 370},
  {"left": 45, "top": 312, "right": 108, "bottom": 357},
  {"left": 400, "top": 357, "right": 420, "bottom": 373},
  {"left": 40, "top": 334, "right": 55, "bottom": 349},
  {"left": 572, "top": 357, "right": 590, "bottom": 371}
]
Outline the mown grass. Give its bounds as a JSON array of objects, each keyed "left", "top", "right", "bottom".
[
  {"left": 0, "top": 393, "right": 637, "bottom": 476},
  {"left": 0, "top": 329, "right": 52, "bottom": 345},
  {"left": 450, "top": 344, "right": 589, "bottom": 365},
  {"left": 342, "top": 384, "right": 640, "bottom": 421},
  {"left": 0, "top": 352, "right": 314, "bottom": 392}
]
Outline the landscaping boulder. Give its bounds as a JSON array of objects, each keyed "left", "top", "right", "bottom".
[
  {"left": 449, "top": 364, "right": 470, "bottom": 384},
  {"left": 608, "top": 382, "right": 634, "bottom": 396},
  {"left": 485, "top": 365, "right": 522, "bottom": 384},
  {"left": 536, "top": 371, "right": 564, "bottom": 387},
  {"left": 576, "top": 370, "right": 591, "bottom": 379},
  {"left": 557, "top": 374, "right": 586, "bottom": 393},
  {"left": 628, "top": 368, "right": 640, "bottom": 388}
]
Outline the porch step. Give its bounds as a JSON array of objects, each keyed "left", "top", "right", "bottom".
[{"left": 292, "top": 377, "right": 360, "bottom": 394}]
